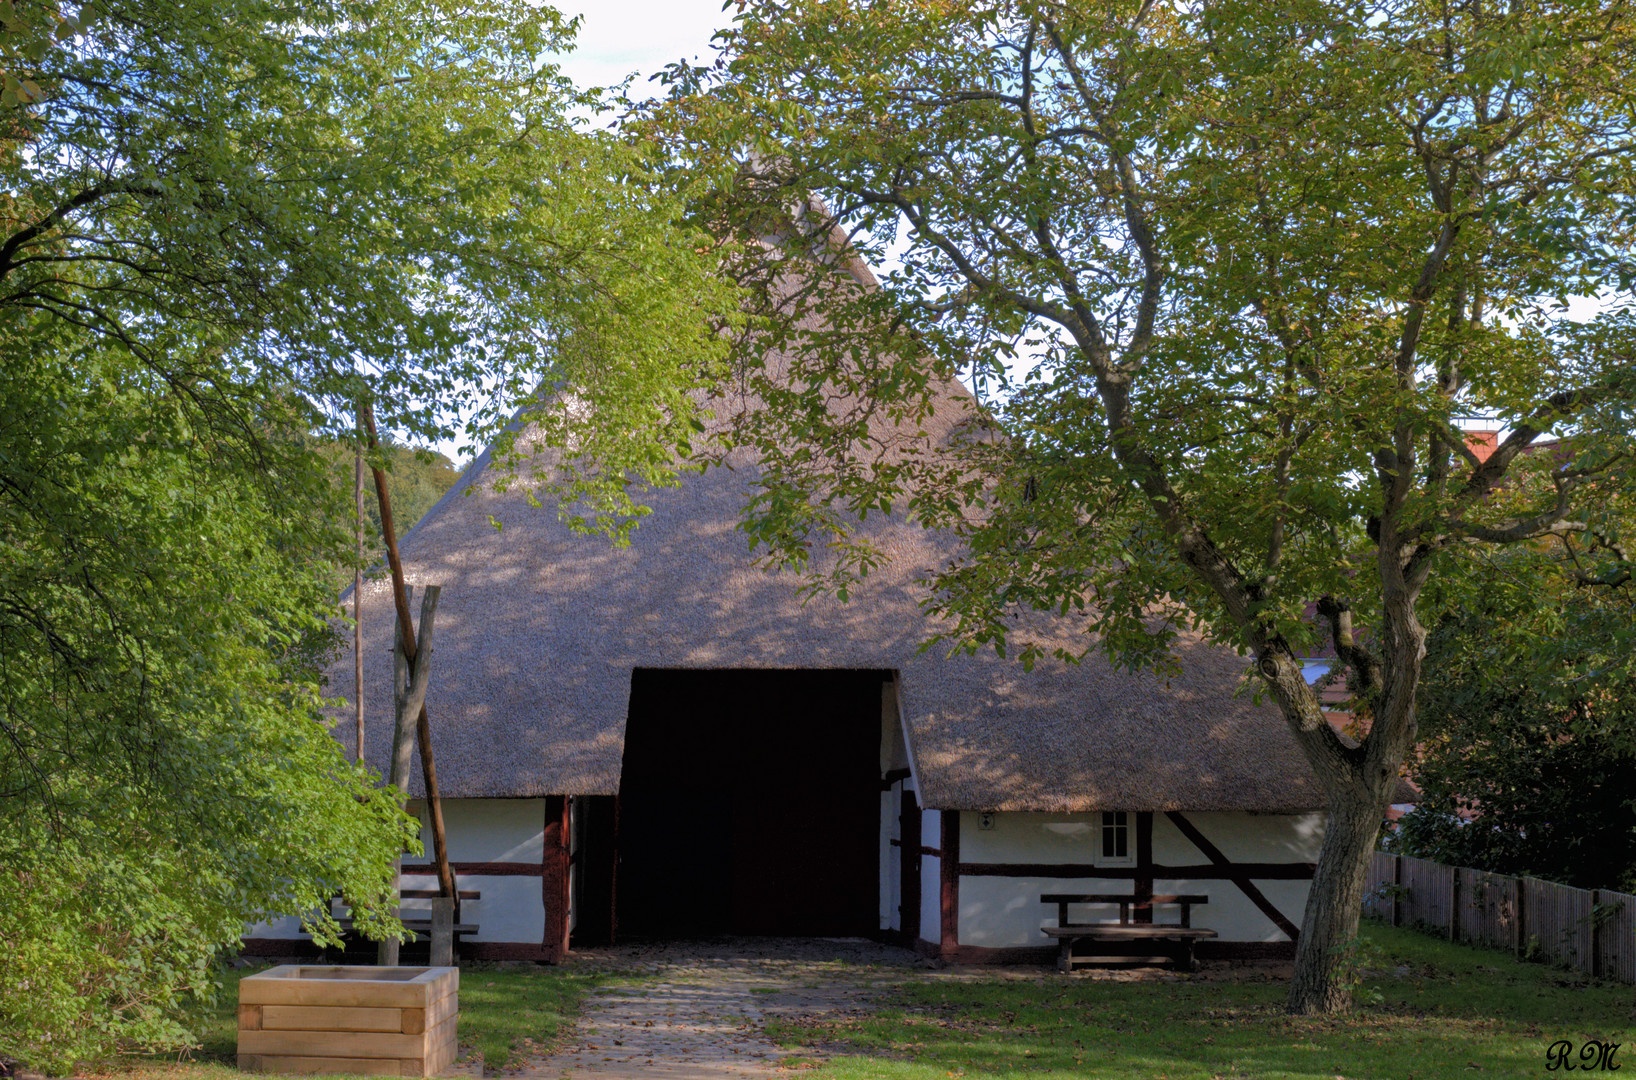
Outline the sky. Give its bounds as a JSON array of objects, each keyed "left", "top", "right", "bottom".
[
  {"left": 428, "top": 1, "right": 732, "bottom": 463},
  {"left": 415, "top": 0, "right": 1603, "bottom": 460},
  {"left": 552, "top": 0, "right": 734, "bottom": 99}
]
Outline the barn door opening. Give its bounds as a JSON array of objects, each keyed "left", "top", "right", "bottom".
[{"left": 616, "top": 668, "right": 887, "bottom": 938}]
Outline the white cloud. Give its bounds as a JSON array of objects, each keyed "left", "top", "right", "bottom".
[{"left": 554, "top": 0, "right": 733, "bottom": 95}]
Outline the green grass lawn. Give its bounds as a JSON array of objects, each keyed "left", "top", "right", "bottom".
[
  {"left": 766, "top": 924, "right": 1634, "bottom": 1080},
  {"left": 90, "top": 925, "right": 1632, "bottom": 1080},
  {"left": 98, "top": 962, "right": 608, "bottom": 1080}
]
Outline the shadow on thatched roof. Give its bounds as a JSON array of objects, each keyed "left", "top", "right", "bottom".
[{"left": 329, "top": 262, "right": 1325, "bottom": 813}]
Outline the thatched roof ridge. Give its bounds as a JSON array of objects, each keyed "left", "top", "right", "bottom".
[{"left": 328, "top": 263, "right": 1326, "bottom": 813}]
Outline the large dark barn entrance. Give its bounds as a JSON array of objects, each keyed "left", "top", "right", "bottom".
[{"left": 616, "top": 668, "right": 887, "bottom": 938}]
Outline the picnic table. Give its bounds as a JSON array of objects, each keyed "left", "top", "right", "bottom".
[{"left": 1040, "top": 893, "right": 1217, "bottom": 972}]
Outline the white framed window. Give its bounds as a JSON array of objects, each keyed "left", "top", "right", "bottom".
[{"left": 1099, "top": 811, "right": 1135, "bottom": 866}]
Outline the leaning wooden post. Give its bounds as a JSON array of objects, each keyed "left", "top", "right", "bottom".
[
  {"left": 360, "top": 403, "right": 459, "bottom": 916},
  {"left": 378, "top": 600, "right": 410, "bottom": 967}
]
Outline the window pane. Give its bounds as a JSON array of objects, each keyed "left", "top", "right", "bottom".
[{"left": 1101, "top": 811, "right": 1130, "bottom": 860}]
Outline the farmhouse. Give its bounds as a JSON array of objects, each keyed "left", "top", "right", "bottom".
[{"left": 246, "top": 257, "right": 1329, "bottom": 967}]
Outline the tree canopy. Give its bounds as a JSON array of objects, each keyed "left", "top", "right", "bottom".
[
  {"left": 1396, "top": 522, "right": 1636, "bottom": 892},
  {"left": 1, "top": 0, "right": 737, "bottom": 1067},
  {"left": 658, "top": 0, "right": 1636, "bottom": 1013},
  {"left": 0, "top": 342, "right": 415, "bottom": 1070},
  {"left": 322, "top": 440, "right": 463, "bottom": 583}
]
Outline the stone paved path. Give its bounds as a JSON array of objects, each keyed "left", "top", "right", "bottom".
[{"left": 495, "top": 938, "right": 928, "bottom": 1079}]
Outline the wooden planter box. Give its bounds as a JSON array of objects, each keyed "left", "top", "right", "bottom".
[{"left": 237, "top": 966, "right": 458, "bottom": 1076}]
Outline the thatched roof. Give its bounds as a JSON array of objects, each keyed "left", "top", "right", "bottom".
[{"left": 329, "top": 266, "right": 1328, "bottom": 814}]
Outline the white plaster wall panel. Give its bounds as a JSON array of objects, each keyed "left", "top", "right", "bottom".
[
  {"left": 881, "top": 685, "right": 910, "bottom": 772},
  {"left": 959, "top": 812, "right": 1110, "bottom": 864},
  {"left": 920, "top": 855, "right": 940, "bottom": 943},
  {"left": 958, "top": 877, "right": 1131, "bottom": 947},
  {"left": 1151, "top": 812, "right": 1324, "bottom": 865},
  {"left": 1151, "top": 877, "right": 1303, "bottom": 942},
  {"left": 400, "top": 871, "right": 544, "bottom": 943},
  {"left": 245, "top": 915, "right": 307, "bottom": 940},
  {"left": 430, "top": 798, "right": 547, "bottom": 864}
]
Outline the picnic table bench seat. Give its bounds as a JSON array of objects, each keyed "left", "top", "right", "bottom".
[
  {"left": 329, "top": 916, "right": 481, "bottom": 935},
  {"left": 1041, "top": 893, "right": 1217, "bottom": 972},
  {"left": 317, "top": 889, "right": 482, "bottom": 941}
]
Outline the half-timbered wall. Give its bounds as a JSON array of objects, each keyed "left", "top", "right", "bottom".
[
  {"left": 243, "top": 797, "right": 562, "bottom": 961},
  {"left": 402, "top": 798, "right": 549, "bottom": 953},
  {"left": 948, "top": 809, "right": 1322, "bottom": 956},
  {"left": 879, "top": 677, "right": 913, "bottom": 936}
]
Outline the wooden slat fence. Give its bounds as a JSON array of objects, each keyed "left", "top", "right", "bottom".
[
  {"left": 1600, "top": 890, "right": 1636, "bottom": 984},
  {"left": 1400, "top": 855, "right": 1453, "bottom": 929},
  {"left": 1527, "top": 878, "right": 1593, "bottom": 970},
  {"left": 1364, "top": 853, "right": 1634, "bottom": 983}
]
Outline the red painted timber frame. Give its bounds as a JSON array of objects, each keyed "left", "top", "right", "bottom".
[{"left": 542, "top": 794, "right": 571, "bottom": 962}]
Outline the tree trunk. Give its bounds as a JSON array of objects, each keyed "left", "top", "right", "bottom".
[
  {"left": 1280, "top": 576, "right": 1425, "bottom": 1013},
  {"left": 354, "top": 445, "right": 365, "bottom": 766},
  {"left": 1287, "top": 788, "right": 1388, "bottom": 1013}
]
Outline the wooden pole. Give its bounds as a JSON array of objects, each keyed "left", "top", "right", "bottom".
[
  {"left": 360, "top": 402, "right": 459, "bottom": 918},
  {"left": 378, "top": 601, "right": 413, "bottom": 968},
  {"left": 381, "top": 582, "right": 440, "bottom": 966},
  {"left": 354, "top": 444, "right": 365, "bottom": 766}
]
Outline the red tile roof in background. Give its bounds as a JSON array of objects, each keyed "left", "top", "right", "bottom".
[{"left": 1465, "top": 428, "right": 1500, "bottom": 463}]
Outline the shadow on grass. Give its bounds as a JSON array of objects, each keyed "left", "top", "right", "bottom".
[{"left": 766, "top": 925, "right": 1634, "bottom": 1080}]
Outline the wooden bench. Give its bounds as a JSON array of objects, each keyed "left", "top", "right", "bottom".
[
  {"left": 1040, "top": 893, "right": 1217, "bottom": 972},
  {"left": 325, "top": 890, "right": 482, "bottom": 940}
]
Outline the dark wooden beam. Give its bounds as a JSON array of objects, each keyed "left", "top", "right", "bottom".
[
  {"left": 1165, "top": 811, "right": 1301, "bottom": 941},
  {"left": 954, "top": 862, "right": 1316, "bottom": 879},
  {"left": 879, "top": 767, "right": 913, "bottom": 790},
  {"left": 900, "top": 788, "right": 921, "bottom": 942},
  {"left": 940, "top": 810, "right": 960, "bottom": 955}
]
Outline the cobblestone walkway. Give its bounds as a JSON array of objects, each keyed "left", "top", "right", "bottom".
[{"left": 497, "top": 938, "right": 927, "bottom": 1079}]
